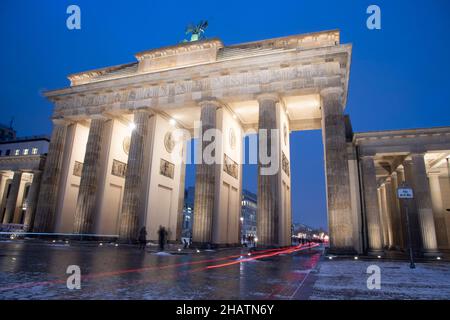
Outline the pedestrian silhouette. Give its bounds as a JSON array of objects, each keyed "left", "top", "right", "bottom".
[
  {"left": 158, "top": 225, "right": 168, "bottom": 251},
  {"left": 138, "top": 226, "right": 147, "bottom": 250}
]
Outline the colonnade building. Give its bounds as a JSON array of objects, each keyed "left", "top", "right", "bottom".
[{"left": 5, "top": 30, "right": 448, "bottom": 255}]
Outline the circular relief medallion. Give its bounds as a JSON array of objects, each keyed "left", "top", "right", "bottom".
[
  {"left": 283, "top": 124, "right": 288, "bottom": 146},
  {"left": 164, "top": 131, "right": 175, "bottom": 153},
  {"left": 229, "top": 128, "right": 236, "bottom": 150},
  {"left": 123, "top": 136, "right": 131, "bottom": 155}
]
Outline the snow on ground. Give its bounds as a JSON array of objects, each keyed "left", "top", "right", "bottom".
[
  {"left": 310, "top": 259, "right": 450, "bottom": 300},
  {"left": 152, "top": 251, "right": 172, "bottom": 256}
]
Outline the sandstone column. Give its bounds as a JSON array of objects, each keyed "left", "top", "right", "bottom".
[
  {"left": 403, "top": 160, "right": 422, "bottom": 251},
  {"left": 382, "top": 179, "right": 395, "bottom": 249},
  {"left": 428, "top": 173, "right": 449, "bottom": 249},
  {"left": 2, "top": 171, "right": 22, "bottom": 224},
  {"left": 73, "top": 117, "right": 108, "bottom": 234},
  {"left": 320, "top": 87, "right": 355, "bottom": 254},
  {"left": 175, "top": 142, "right": 187, "bottom": 241},
  {"left": 256, "top": 94, "right": 292, "bottom": 247},
  {"left": 389, "top": 172, "right": 403, "bottom": 248},
  {"left": 360, "top": 155, "right": 383, "bottom": 254},
  {"left": 257, "top": 95, "right": 280, "bottom": 247},
  {"left": 33, "top": 120, "right": 68, "bottom": 232},
  {"left": 396, "top": 166, "right": 407, "bottom": 249},
  {"left": 23, "top": 171, "right": 42, "bottom": 231},
  {"left": 410, "top": 153, "right": 439, "bottom": 256},
  {"left": 379, "top": 184, "right": 391, "bottom": 248},
  {"left": 118, "top": 109, "right": 152, "bottom": 241},
  {"left": 0, "top": 175, "right": 10, "bottom": 223},
  {"left": 192, "top": 101, "right": 218, "bottom": 244}
]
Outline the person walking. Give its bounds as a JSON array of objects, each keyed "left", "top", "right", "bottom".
[
  {"left": 138, "top": 226, "right": 147, "bottom": 250},
  {"left": 158, "top": 225, "right": 168, "bottom": 251}
]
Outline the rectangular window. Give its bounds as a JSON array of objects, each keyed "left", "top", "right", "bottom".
[
  {"left": 5, "top": 149, "right": 10, "bottom": 156},
  {"left": 23, "top": 149, "right": 29, "bottom": 155},
  {"left": 14, "top": 149, "right": 20, "bottom": 156},
  {"left": 32, "top": 147, "right": 38, "bottom": 155}
]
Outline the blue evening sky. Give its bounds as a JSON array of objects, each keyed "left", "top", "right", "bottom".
[{"left": 1, "top": 0, "right": 449, "bottom": 229}]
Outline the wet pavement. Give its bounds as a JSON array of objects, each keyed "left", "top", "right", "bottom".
[{"left": 0, "top": 240, "right": 322, "bottom": 300}]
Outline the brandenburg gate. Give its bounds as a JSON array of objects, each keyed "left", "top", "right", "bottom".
[{"left": 30, "top": 30, "right": 450, "bottom": 255}]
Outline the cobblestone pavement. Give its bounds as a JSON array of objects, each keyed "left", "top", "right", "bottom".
[{"left": 0, "top": 240, "right": 322, "bottom": 300}]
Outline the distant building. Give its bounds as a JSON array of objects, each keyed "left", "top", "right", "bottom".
[
  {"left": 0, "top": 123, "right": 16, "bottom": 142},
  {"left": 0, "top": 135, "right": 50, "bottom": 231},
  {"left": 292, "top": 222, "right": 328, "bottom": 242},
  {"left": 241, "top": 189, "right": 257, "bottom": 239}
]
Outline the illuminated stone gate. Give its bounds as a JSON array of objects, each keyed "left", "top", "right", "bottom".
[{"left": 29, "top": 29, "right": 450, "bottom": 255}]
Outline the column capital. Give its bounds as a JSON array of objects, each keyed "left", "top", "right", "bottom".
[
  {"left": 410, "top": 151, "right": 427, "bottom": 158},
  {"left": 427, "top": 171, "right": 441, "bottom": 177},
  {"left": 51, "top": 117, "right": 72, "bottom": 127},
  {"left": 89, "top": 114, "right": 111, "bottom": 121},
  {"left": 256, "top": 93, "right": 280, "bottom": 104},
  {"left": 360, "top": 154, "right": 376, "bottom": 161},
  {"left": 198, "top": 98, "right": 225, "bottom": 109},
  {"left": 320, "top": 86, "right": 343, "bottom": 97},
  {"left": 133, "top": 107, "right": 154, "bottom": 114}
]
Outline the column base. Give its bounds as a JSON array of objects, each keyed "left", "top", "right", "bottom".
[
  {"left": 326, "top": 247, "right": 358, "bottom": 256},
  {"left": 367, "top": 249, "right": 384, "bottom": 256},
  {"left": 422, "top": 250, "right": 441, "bottom": 258}
]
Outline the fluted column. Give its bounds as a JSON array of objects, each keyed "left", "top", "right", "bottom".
[
  {"left": 33, "top": 121, "right": 68, "bottom": 232},
  {"left": 377, "top": 187, "right": 388, "bottom": 247},
  {"left": 403, "top": 160, "right": 422, "bottom": 251},
  {"left": 396, "top": 166, "right": 407, "bottom": 249},
  {"left": 321, "top": 87, "right": 355, "bottom": 254},
  {"left": 23, "top": 171, "right": 42, "bottom": 231},
  {"left": 257, "top": 94, "right": 280, "bottom": 247},
  {"left": 428, "top": 173, "right": 449, "bottom": 249},
  {"left": 383, "top": 178, "right": 395, "bottom": 249},
  {"left": 118, "top": 109, "right": 152, "bottom": 241},
  {"left": 389, "top": 172, "right": 403, "bottom": 248},
  {"left": 0, "top": 175, "right": 10, "bottom": 223},
  {"left": 192, "top": 101, "right": 218, "bottom": 244},
  {"left": 360, "top": 155, "right": 383, "bottom": 254},
  {"left": 410, "top": 153, "right": 439, "bottom": 256},
  {"left": 73, "top": 117, "right": 108, "bottom": 234},
  {"left": 379, "top": 184, "right": 391, "bottom": 248},
  {"left": 2, "top": 171, "right": 22, "bottom": 224}
]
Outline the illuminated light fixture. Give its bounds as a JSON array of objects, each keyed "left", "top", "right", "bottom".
[
  {"left": 240, "top": 217, "right": 244, "bottom": 222},
  {"left": 196, "top": 249, "right": 200, "bottom": 253},
  {"left": 52, "top": 240, "right": 56, "bottom": 243},
  {"left": 247, "top": 253, "right": 251, "bottom": 256},
  {"left": 377, "top": 255, "right": 381, "bottom": 259},
  {"left": 178, "top": 248, "right": 181, "bottom": 252},
  {"left": 12, "top": 257, "right": 16, "bottom": 261},
  {"left": 169, "top": 118, "right": 176, "bottom": 126},
  {"left": 115, "top": 243, "right": 119, "bottom": 247},
  {"left": 65, "top": 241, "right": 69, "bottom": 244},
  {"left": 437, "top": 257, "right": 441, "bottom": 260},
  {"left": 99, "top": 243, "right": 103, "bottom": 246},
  {"left": 128, "top": 122, "right": 136, "bottom": 131},
  {"left": 328, "top": 256, "right": 333, "bottom": 260},
  {"left": 354, "top": 256, "right": 358, "bottom": 260},
  {"left": 254, "top": 237, "right": 258, "bottom": 242}
]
